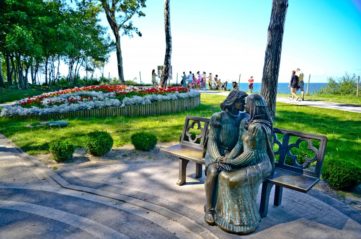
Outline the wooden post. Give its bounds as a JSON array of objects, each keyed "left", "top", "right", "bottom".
[
  {"left": 306, "top": 74, "right": 311, "bottom": 95},
  {"left": 357, "top": 76, "right": 360, "bottom": 97}
]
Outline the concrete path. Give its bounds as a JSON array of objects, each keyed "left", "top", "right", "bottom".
[
  {"left": 199, "top": 90, "right": 361, "bottom": 113},
  {"left": 1, "top": 135, "right": 361, "bottom": 238}
]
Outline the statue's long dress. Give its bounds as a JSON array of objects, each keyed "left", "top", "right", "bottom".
[{"left": 214, "top": 122, "right": 273, "bottom": 234}]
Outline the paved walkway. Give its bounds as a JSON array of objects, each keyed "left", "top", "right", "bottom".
[
  {"left": 277, "top": 97, "right": 361, "bottom": 113},
  {"left": 1, "top": 135, "right": 361, "bottom": 238},
  {"left": 199, "top": 90, "right": 361, "bottom": 113}
]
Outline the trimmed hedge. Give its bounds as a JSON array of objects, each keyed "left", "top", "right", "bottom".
[
  {"left": 131, "top": 132, "right": 157, "bottom": 151},
  {"left": 322, "top": 159, "right": 361, "bottom": 190},
  {"left": 49, "top": 140, "right": 74, "bottom": 162},
  {"left": 86, "top": 131, "right": 113, "bottom": 156}
]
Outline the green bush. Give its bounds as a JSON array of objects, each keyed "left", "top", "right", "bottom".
[
  {"left": 131, "top": 132, "right": 157, "bottom": 151},
  {"left": 319, "top": 74, "right": 358, "bottom": 95},
  {"left": 86, "top": 131, "right": 113, "bottom": 156},
  {"left": 49, "top": 140, "right": 75, "bottom": 162},
  {"left": 322, "top": 159, "right": 361, "bottom": 190}
]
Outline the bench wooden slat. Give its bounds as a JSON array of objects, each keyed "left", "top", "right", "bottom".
[
  {"left": 268, "top": 168, "right": 320, "bottom": 193},
  {"left": 162, "top": 144, "right": 205, "bottom": 164}
]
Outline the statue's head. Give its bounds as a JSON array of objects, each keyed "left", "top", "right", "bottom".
[
  {"left": 221, "top": 90, "right": 248, "bottom": 113},
  {"left": 245, "top": 94, "right": 272, "bottom": 123}
]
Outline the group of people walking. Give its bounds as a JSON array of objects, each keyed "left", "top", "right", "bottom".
[
  {"left": 181, "top": 71, "right": 227, "bottom": 90},
  {"left": 289, "top": 68, "right": 305, "bottom": 101}
]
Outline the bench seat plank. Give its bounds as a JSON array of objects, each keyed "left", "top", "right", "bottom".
[
  {"left": 268, "top": 168, "right": 320, "bottom": 193},
  {"left": 162, "top": 144, "right": 205, "bottom": 164}
]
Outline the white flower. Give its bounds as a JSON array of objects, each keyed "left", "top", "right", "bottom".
[{"left": 0, "top": 90, "right": 198, "bottom": 117}]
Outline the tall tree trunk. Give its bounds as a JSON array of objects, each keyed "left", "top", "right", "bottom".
[
  {"left": 44, "top": 57, "right": 49, "bottom": 85},
  {"left": 102, "top": 1, "right": 125, "bottom": 83},
  {"left": 161, "top": 0, "right": 172, "bottom": 87},
  {"left": 31, "top": 61, "right": 39, "bottom": 85},
  {"left": 114, "top": 26, "right": 124, "bottom": 83},
  {"left": 16, "top": 54, "right": 24, "bottom": 89},
  {"left": 5, "top": 54, "right": 12, "bottom": 85},
  {"left": 56, "top": 55, "right": 60, "bottom": 82},
  {"left": 49, "top": 56, "right": 54, "bottom": 84},
  {"left": 260, "top": 0, "right": 288, "bottom": 118},
  {"left": 11, "top": 56, "right": 18, "bottom": 87},
  {"left": 0, "top": 55, "right": 4, "bottom": 87},
  {"left": 24, "top": 64, "right": 29, "bottom": 88}
]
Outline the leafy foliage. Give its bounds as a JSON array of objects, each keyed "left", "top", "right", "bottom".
[
  {"left": 99, "top": 0, "right": 146, "bottom": 82},
  {"left": 0, "top": 0, "right": 113, "bottom": 88},
  {"left": 319, "top": 73, "right": 359, "bottom": 95},
  {"left": 322, "top": 159, "right": 361, "bottom": 190},
  {"left": 49, "top": 139, "right": 75, "bottom": 162},
  {"left": 86, "top": 131, "right": 113, "bottom": 156},
  {"left": 131, "top": 132, "right": 157, "bottom": 151}
]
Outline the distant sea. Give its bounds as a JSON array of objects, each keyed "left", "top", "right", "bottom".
[{"left": 226, "top": 82, "right": 327, "bottom": 94}]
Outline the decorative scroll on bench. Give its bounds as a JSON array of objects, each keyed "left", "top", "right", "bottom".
[{"left": 162, "top": 116, "right": 327, "bottom": 216}]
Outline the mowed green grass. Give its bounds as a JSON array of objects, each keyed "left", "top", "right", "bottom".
[
  {"left": 278, "top": 93, "right": 361, "bottom": 105},
  {"left": 0, "top": 87, "right": 48, "bottom": 104},
  {"left": 0, "top": 94, "right": 360, "bottom": 171}
]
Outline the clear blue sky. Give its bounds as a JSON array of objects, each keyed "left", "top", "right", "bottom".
[{"left": 101, "top": 0, "right": 361, "bottom": 83}]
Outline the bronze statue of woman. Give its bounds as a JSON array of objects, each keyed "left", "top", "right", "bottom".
[
  {"left": 213, "top": 94, "right": 275, "bottom": 234},
  {"left": 204, "top": 89, "right": 249, "bottom": 225}
]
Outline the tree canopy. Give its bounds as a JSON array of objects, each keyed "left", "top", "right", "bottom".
[{"left": 0, "top": 0, "right": 113, "bottom": 88}]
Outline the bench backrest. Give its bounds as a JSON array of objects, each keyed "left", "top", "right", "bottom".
[
  {"left": 273, "top": 128, "right": 328, "bottom": 178},
  {"left": 178, "top": 116, "right": 328, "bottom": 178},
  {"left": 180, "top": 116, "right": 210, "bottom": 152}
]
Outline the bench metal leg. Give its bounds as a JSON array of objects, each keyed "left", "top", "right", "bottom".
[
  {"left": 274, "top": 185, "right": 283, "bottom": 206},
  {"left": 259, "top": 181, "right": 273, "bottom": 218},
  {"left": 195, "top": 163, "right": 202, "bottom": 178},
  {"left": 176, "top": 158, "right": 189, "bottom": 186}
]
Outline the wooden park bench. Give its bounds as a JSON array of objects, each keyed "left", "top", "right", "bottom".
[{"left": 162, "top": 116, "right": 327, "bottom": 216}]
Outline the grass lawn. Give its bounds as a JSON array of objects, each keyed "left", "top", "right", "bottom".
[
  {"left": 0, "top": 93, "right": 359, "bottom": 164},
  {"left": 0, "top": 87, "right": 48, "bottom": 104}
]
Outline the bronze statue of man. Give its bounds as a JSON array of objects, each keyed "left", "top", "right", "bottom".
[
  {"left": 205, "top": 94, "right": 275, "bottom": 234},
  {"left": 204, "top": 89, "right": 248, "bottom": 225}
]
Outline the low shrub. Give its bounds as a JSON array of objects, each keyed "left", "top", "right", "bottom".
[
  {"left": 49, "top": 140, "right": 75, "bottom": 162},
  {"left": 86, "top": 131, "right": 113, "bottom": 156},
  {"left": 131, "top": 132, "right": 157, "bottom": 151},
  {"left": 319, "top": 73, "right": 358, "bottom": 95},
  {"left": 322, "top": 159, "right": 361, "bottom": 190}
]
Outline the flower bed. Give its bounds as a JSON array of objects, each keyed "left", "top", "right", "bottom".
[{"left": 0, "top": 85, "right": 200, "bottom": 118}]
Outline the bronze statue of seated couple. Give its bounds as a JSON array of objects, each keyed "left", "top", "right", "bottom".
[{"left": 204, "top": 90, "right": 275, "bottom": 234}]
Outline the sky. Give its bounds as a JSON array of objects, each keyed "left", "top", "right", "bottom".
[{"left": 99, "top": 0, "right": 361, "bottom": 84}]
